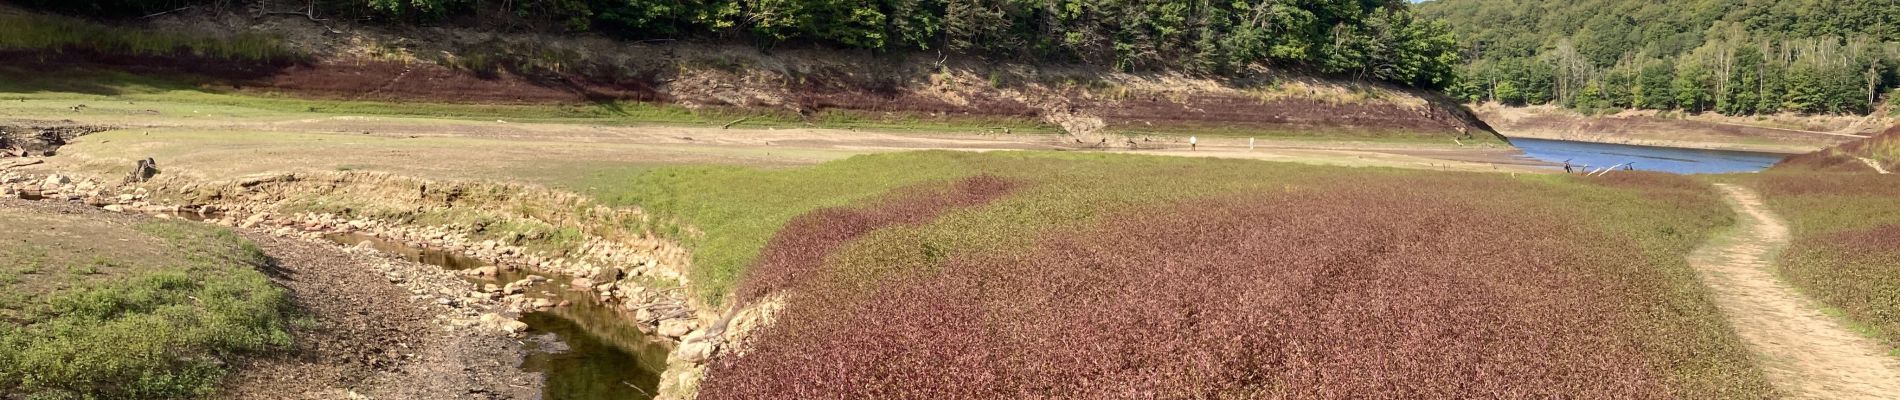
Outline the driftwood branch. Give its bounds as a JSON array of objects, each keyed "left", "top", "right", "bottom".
[
  {"left": 722, "top": 117, "right": 750, "bottom": 129},
  {"left": 0, "top": 159, "right": 44, "bottom": 170},
  {"left": 260, "top": 1, "right": 341, "bottom": 34},
  {"left": 140, "top": 6, "right": 193, "bottom": 19}
]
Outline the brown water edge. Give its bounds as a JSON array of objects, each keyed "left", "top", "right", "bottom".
[{"left": 318, "top": 232, "right": 672, "bottom": 399}]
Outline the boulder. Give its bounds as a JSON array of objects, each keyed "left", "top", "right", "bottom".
[
  {"left": 569, "top": 278, "right": 595, "bottom": 290},
  {"left": 671, "top": 341, "right": 715, "bottom": 364},
  {"left": 657, "top": 319, "right": 696, "bottom": 338}
]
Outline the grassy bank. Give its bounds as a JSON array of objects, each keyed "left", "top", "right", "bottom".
[
  {"left": 1754, "top": 172, "right": 1900, "bottom": 351},
  {"left": 656, "top": 152, "right": 1766, "bottom": 397},
  {"left": 0, "top": 205, "right": 294, "bottom": 399}
]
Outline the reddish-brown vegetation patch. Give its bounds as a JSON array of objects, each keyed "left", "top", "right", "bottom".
[
  {"left": 736, "top": 174, "right": 1018, "bottom": 303},
  {"left": 703, "top": 174, "right": 1764, "bottom": 398},
  {"left": 1756, "top": 172, "right": 1900, "bottom": 347}
]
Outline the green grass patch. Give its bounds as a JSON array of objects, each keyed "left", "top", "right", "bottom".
[{"left": 0, "top": 213, "right": 294, "bottom": 399}]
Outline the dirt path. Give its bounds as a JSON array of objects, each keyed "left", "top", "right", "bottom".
[{"left": 1692, "top": 184, "right": 1900, "bottom": 399}]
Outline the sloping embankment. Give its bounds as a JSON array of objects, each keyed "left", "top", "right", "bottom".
[{"left": 1478, "top": 106, "right": 1877, "bottom": 153}]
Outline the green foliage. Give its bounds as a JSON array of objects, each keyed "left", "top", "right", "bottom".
[
  {"left": 9, "top": 0, "right": 1457, "bottom": 88},
  {"left": 1422, "top": 0, "right": 1900, "bottom": 115},
  {"left": 0, "top": 220, "right": 293, "bottom": 399},
  {"left": 0, "top": 13, "right": 297, "bottom": 63}
]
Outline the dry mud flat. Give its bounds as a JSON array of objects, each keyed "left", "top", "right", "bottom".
[{"left": 0, "top": 198, "right": 541, "bottom": 399}]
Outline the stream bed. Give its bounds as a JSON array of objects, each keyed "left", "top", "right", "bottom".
[{"left": 321, "top": 232, "right": 669, "bottom": 399}]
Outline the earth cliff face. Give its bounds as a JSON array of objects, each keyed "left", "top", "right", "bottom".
[{"left": 1478, "top": 105, "right": 1884, "bottom": 153}]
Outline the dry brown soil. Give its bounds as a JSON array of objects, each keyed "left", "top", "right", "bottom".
[{"left": 1691, "top": 184, "right": 1900, "bottom": 399}]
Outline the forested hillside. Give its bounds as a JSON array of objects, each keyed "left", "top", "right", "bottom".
[
  {"left": 1418, "top": 0, "right": 1900, "bottom": 116},
  {"left": 13, "top": 0, "right": 1459, "bottom": 89}
]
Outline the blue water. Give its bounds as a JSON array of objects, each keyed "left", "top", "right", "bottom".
[{"left": 1509, "top": 137, "right": 1791, "bottom": 174}]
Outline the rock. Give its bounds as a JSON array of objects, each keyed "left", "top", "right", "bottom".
[
  {"left": 671, "top": 341, "right": 715, "bottom": 364},
  {"left": 42, "top": 174, "right": 69, "bottom": 186},
  {"left": 102, "top": 204, "right": 124, "bottom": 212},
  {"left": 498, "top": 319, "right": 529, "bottom": 333},
  {"left": 531, "top": 298, "right": 554, "bottom": 310},
  {"left": 634, "top": 308, "right": 654, "bottom": 322},
  {"left": 480, "top": 313, "right": 529, "bottom": 334},
  {"left": 569, "top": 278, "right": 594, "bottom": 290},
  {"left": 460, "top": 266, "right": 499, "bottom": 279},
  {"left": 657, "top": 319, "right": 695, "bottom": 338},
  {"left": 241, "top": 213, "right": 270, "bottom": 228}
]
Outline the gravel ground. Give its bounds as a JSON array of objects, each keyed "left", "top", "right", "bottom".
[{"left": 220, "top": 230, "right": 543, "bottom": 400}]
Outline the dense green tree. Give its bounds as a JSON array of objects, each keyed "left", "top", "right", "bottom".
[
  {"left": 1420, "top": 0, "right": 1900, "bottom": 115},
  {"left": 14, "top": 0, "right": 1467, "bottom": 88}
]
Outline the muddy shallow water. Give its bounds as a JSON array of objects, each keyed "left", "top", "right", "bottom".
[{"left": 320, "top": 232, "right": 668, "bottom": 399}]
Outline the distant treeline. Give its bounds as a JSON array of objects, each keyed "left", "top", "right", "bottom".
[
  {"left": 13, "top": 0, "right": 1461, "bottom": 89},
  {"left": 1418, "top": 0, "right": 1900, "bottom": 115}
]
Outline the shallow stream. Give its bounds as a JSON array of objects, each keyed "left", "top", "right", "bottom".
[{"left": 320, "top": 232, "right": 669, "bottom": 400}]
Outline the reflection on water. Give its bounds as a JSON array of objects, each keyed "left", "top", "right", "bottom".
[
  {"left": 521, "top": 299, "right": 671, "bottom": 399},
  {"left": 1509, "top": 137, "right": 1790, "bottom": 174},
  {"left": 324, "top": 232, "right": 489, "bottom": 270},
  {"left": 315, "top": 232, "right": 668, "bottom": 400}
]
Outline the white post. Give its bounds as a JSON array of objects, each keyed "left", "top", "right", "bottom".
[{"left": 1249, "top": 137, "right": 1255, "bottom": 150}]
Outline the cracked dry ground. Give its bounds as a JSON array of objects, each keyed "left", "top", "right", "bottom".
[{"left": 1689, "top": 184, "right": 1900, "bottom": 399}]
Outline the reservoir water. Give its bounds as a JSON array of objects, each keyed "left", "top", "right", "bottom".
[{"left": 1509, "top": 137, "right": 1791, "bottom": 174}]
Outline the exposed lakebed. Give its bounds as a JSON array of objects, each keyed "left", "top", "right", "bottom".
[{"left": 321, "top": 232, "right": 669, "bottom": 399}]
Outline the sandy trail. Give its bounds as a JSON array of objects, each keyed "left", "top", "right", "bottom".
[{"left": 1692, "top": 184, "right": 1900, "bottom": 399}]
